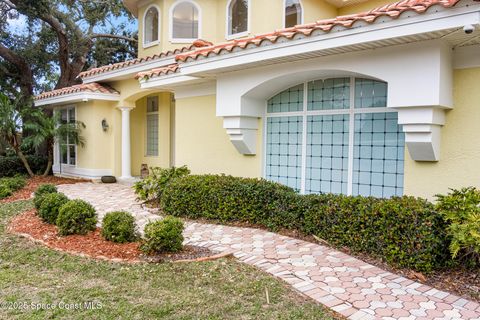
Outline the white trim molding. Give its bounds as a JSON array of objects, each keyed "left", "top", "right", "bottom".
[
  {"left": 53, "top": 166, "right": 113, "bottom": 179},
  {"left": 34, "top": 92, "right": 120, "bottom": 107},
  {"left": 169, "top": 0, "right": 202, "bottom": 43},
  {"left": 143, "top": 4, "right": 161, "bottom": 48},
  {"left": 225, "top": 0, "right": 251, "bottom": 40}
]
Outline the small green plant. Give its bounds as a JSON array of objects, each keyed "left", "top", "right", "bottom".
[
  {"left": 34, "top": 184, "right": 58, "bottom": 209},
  {"left": 0, "top": 185, "right": 12, "bottom": 199},
  {"left": 56, "top": 199, "right": 97, "bottom": 236},
  {"left": 133, "top": 166, "right": 190, "bottom": 202},
  {"left": 38, "top": 192, "right": 69, "bottom": 224},
  {"left": 436, "top": 187, "right": 480, "bottom": 267},
  {"left": 101, "top": 211, "right": 137, "bottom": 243},
  {"left": 141, "top": 216, "right": 184, "bottom": 254},
  {"left": 0, "top": 175, "right": 26, "bottom": 191}
]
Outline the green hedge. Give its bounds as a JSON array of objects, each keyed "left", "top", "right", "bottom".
[
  {"left": 0, "top": 155, "right": 49, "bottom": 177},
  {"left": 160, "top": 174, "right": 449, "bottom": 273},
  {"left": 161, "top": 175, "right": 305, "bottom": 231}
]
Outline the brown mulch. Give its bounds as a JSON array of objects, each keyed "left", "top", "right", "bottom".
[
  {"left": 7, "top": 210, "right": 217, "bottom": 264},
  {"left": 0, "top": 176, "right": 89, "bottom": 204}
]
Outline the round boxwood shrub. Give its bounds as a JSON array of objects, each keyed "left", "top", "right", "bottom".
[
  {"left": 101, "top": 211, "right": 137, "bottom": 243},
  {"left": 56, "top": 199, "right": 97, "bottom": 236},
  {"left": 0, "top": 185, "right": 12, "bottom": 199},
  {"left": 34, "top": 184, "right": 58, "bottom": 209},
  {"left": 38, "top": 192, "right": 69, "bottom": 224},
  {"left": 141, "top": 216, "right": 184, "bottom": 254}
]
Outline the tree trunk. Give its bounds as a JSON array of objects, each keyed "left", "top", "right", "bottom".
[
  {"left": 16, "top": 148, "right": 34, "bottom": 177},
  {"left": 43, "top": 140, "right": 53, "bottom": 177}
]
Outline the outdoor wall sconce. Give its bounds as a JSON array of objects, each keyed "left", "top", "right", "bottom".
[{"left": 101, "top": 119, "right": 109, "bottom": 132}]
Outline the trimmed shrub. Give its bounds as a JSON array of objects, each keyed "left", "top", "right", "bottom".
[
  {"left": 0, "top": 175, "right": 26, "bottom": 191},
  {"left": 161, "top": 175, "right": 305, "bottom": 231},
  {"left": 141, "top": 216, "right": 184, "bottom": 254},
  {"left": 302, "top": 194, "right": 449, "bottom": 273},
  {"left": 56, "top": 200, "right": 97, "bottom": 236},
  {"left": 161, "top": 174, "right": 449, "bottom": 272},
  {"left": 34, "top": 184, "right": 58, "bottom": 209},
  {"left": 134, "top": 166, "right": 190, "bottom": 202},
  {"left": 436, "top": 187, "right": 480, "bottom": 267},
  {"left": 0, "top": 155, "right": 49, "bottom": 177},
  {"left": 38, "top": 192, "right": 69, "bottom": 224},
  {"left": 101, "top": 211, "right": 137, "bottom": 243},
  {"left": 0, "top": 185, "right": 12, "bottom": 199}
]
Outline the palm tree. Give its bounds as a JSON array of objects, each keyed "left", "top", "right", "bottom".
[
  {"left": 0, "top": 93, "right": 35, "bottom": 176},
  {"left": 24, "top": 110, "right": 86, "bottom": 177}
]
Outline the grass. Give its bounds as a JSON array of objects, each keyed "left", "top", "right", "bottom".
[{"left": 0, "top": 200, "right": 338, "bottom": 319}]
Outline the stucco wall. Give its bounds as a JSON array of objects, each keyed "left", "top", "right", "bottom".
[
  {"left": 137, "top": 0, "right": 337, "bottom": 58},
  {"left": 130, "top": 92, "right": 172, "bottom": 176},
  {"left": 403, "top": 67, "right": 480, "bottom": 199},
  {"left": 174, "top": 94, "right": 262, "bottom": 177},
  {"left": 76, "top": 100, "right": 116, "bottom": 171},
  {"left": 338, "top": 0, "right": 392, "bottom": 15}
]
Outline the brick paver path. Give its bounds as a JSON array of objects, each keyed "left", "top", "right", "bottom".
[{"left": 58, "top": 183, "right": 480, "bottom": 320}]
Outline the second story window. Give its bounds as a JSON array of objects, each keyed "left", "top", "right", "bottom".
[
  {"left": 227, "top": 0, "right": 248, "bottom": 38},
  {"left": 285, "top": 0, "right": 302, "bottom": 28},
  {"left": 171, "top": 1, "right": 200, "bottom": 41},
  {"left": 144, "top": 5, "right": 160, "bottom": 47}
]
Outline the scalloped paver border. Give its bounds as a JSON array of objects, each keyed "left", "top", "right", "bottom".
[{"left": 58, "top": 183, "right": 480, "bottom": 320}]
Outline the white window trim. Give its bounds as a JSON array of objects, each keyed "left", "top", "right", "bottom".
[
  {"left": 169, "top": 0, "right": 202, "bottom": 43},
  {"left": 225, "top": 0, "right": 251, "bottom": 40},
  {"left": 143, "top": 4, "right": 161, "bottom": 48},
  {"left": 57, "top": 105, "right": 78, "bottom": 168},
  {"left": 145, "top": 97, "right": 159, "bottom": 157},
  {"left": 264, "top": 76, "right": 399, "bottom": 196},
  {"left": 282, "top": 0, "right": 304, "bottom": 29}
]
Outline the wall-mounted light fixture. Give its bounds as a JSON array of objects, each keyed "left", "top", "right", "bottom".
[{"left": 101, "top": 118, "right": 109, "bottom": 132}]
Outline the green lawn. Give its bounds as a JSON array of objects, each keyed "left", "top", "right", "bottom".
[{"left": 0, "top": 200, "right": 337, "bottom": 319}]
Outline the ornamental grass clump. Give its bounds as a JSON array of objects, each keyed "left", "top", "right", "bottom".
[
  {"left": 102, "top": 211, "right": 137, "bottom": 243},
  {"left": 38, "top": 192, "right": 69, "bottom": 224},
  {"left": 34, "top": 184, "right": 57, "bottom": 209},
  {"left": 141, "top": 216, "right": 184, "bottom": 254},
  {"left": 56, "top": 199, "right": 97, "bottom": 236}
]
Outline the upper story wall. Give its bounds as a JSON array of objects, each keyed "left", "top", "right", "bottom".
[{"left": 137, "top": 0, "right": 339, "bottom": 58}]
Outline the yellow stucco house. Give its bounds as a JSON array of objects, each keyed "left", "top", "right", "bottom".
[{"left": 35, "top": 0, "right": 480, "bottom": 199}]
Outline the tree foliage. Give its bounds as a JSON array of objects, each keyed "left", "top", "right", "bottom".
[{"left": 0, "top": 0, "right": 138, "bottom": 98}]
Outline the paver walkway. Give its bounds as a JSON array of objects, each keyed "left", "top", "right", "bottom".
[{"left": 58, "top": 183, "right": 480, "bottom": 320}]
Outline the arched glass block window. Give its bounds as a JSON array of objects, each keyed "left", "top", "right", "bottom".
[
  {"left": 228, "top": 0, "right": 248, "bottom": 36},
  {"left": 285, "top": 0, "right": 302, "bottom": 28},
  {"left": 266, "top": 77, "right": 405, "bottom": 198},
  {"left": 171, "top": 1, "right": 200, "bottom": 41},
  {"left": 144, "top": 5, "right": 160, "bottom": 46}
]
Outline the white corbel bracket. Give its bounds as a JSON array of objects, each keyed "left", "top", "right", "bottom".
[
  {"left": 395, "top": 106, "right": 448, "bottom": 162},
  {"left": 223, "top": 116, "right": 258, "bottom": 155}
]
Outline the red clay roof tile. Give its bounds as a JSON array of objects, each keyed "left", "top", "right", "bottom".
[
  {"left": 135, "top": 64, "right": 179, "bottom": 80},
  {"left": 35, "top": 83, "right": 119, "bottom": 101}
]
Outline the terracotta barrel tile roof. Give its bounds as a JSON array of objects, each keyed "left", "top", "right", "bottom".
[
  {"left": 176, "top": 0, "right": 461, "bottom": 62},
  {"left": 79, "top": 40, "right": 213, "bottom": 79},
  {"left": 35, "top": 83, "right": 119, "bottom": 101},
  {"left": 136, "top": 64, "right": 179, "bottom": 80}
]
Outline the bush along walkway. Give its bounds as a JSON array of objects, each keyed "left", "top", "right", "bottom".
[{"left": 58, "top": 183, "right": 480, "bottom": 320}]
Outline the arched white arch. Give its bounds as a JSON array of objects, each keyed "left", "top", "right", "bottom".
[
  {"left": 169, "top": 0, "right": 202, "bottom": 43},
  {"left": 143, "top": 4, "right": 161, "bottom": 48},
  {"left": 225, "top": 0, "right": 251, "bottom": 40}
]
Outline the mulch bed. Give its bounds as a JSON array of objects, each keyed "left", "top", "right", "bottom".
[
  {"left": 7, "top": 210, "right": 218, "bottom": 264},
  {"left": 0, "top": 176, "right": 89, "bottom": 204}
]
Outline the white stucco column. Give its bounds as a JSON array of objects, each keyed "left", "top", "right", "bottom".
[{"left": 118, "top": 106, "right": 133, "bottom": 179}]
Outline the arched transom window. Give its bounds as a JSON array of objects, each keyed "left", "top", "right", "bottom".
[
  {"left": 228, "top": 0, "right": 248, "bottom": 37},
  {"left": 171, "top": 1, "right": 200, "bottom": 41},
  {"left": 285, "top": 0, "right": 302, "bottom": 28},
  {"left": 144, "top": 5, "right": 160, "bottom": 46},
  {"left": 265, "top": 77, "right": 405, "bottom": 198}
]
